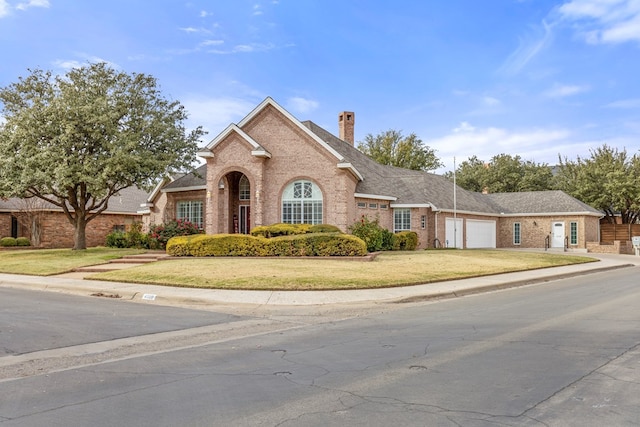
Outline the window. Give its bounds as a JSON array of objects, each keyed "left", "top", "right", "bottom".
[
  {"left": 282, "top": 180, "right": 323, "bottom": 224},
  {"left": 394, "top": 208, "right": 411, "bottom": 232},
  {"left": 177, "top": 200, "right": 203, "bottom": 228},
  {"left": 380, "top": 204, "right": 388, "bottom": 210},
  {"left": 421, "top": 215, "right": 426, "bottom": 229},
  {"left": 112, "top": 224, "right": 125, "bottom": 233},
  {"left": 357, "top": 202, "right": 366, "bottom": 209},
  {"left": 513, "top": 222, "right": 521, "bottom": 245},
  {"left": 570, "top": 221, "right": 578, "bottom": 245},
  {"left": 239, "top": 175, "right": 250, "bottom": 201},
  {"left": 369, "top": 203, "right": 378, "bottom": 209}
]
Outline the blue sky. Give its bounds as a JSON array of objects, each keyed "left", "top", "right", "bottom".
[{"left": 1, "top": 0, "right": 639, "bottom": 173}]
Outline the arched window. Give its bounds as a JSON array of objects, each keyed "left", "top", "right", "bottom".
[
  {"left": 282, "top": 180, "right": 323, "bottom": 224},
  {"left": 239, "top": 175, "right": 250, "bottom": 201}
]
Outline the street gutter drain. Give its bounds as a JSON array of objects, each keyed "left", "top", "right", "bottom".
[{"left": 90, "top": 292, "right": 122, "bottom": 299}]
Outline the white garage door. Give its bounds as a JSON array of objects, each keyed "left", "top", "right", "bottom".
[
  {"left": 466, "top": 219, "right": 496, "bottom": 248},
  {"left": 445, "top": 218, "right": 463, "bottom": 248}
]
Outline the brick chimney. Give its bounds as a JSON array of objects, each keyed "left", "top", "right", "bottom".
[{"left": 338, "top": 111, "right": 355, "bottom": 145}]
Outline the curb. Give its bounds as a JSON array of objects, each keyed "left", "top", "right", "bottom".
[{"left": 392, "top": 263, "right": 635, "bottom": 304}]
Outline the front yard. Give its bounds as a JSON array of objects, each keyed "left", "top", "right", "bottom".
[
  {"left": 0, "top": 248, "right": 596, "bottom": 290},
  {"left": 90, "top": 250, "right": 595, "bottom": 290}
]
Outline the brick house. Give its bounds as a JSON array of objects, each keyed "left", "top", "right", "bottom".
[
  {"left": 0, "top": 186, "right": 148, "bottom": 248},
  {"left": 143, "top": 97, "right": 602, "bottom": 251}
]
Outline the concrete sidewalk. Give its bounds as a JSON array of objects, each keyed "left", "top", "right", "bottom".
[{"left": 0, "top": 253, "right": 637, "bottom": 307}]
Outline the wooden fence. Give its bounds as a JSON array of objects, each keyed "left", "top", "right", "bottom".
[{"left": 600, "top": 223, "right": 640, "bottom": 242}]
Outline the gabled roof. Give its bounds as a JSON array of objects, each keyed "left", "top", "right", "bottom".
[
  {"left": 483, "top": 191, "right": 603, "bottom": 216},
  {"left": 198, "top": 124, "right": 271, "bottom": 159},
  {"left": 162, "top": 164, "right": 207, "bottom": 192},
  {"left": 302, "top": 120, "right": 497, "bottom": 213},
  {"left": 197, "top": 97, "right": 362, "bottom": 180},
  {"left": 0, "top": 186, "right": 149, "bottom": 215}
]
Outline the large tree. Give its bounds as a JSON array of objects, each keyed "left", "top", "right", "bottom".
[
  {"left": 556, "top": 145, "right": 640, "bottom": 224},
  {"left": 357, "top": 129, "right": 443, "bottom": 171},
  {"left": 0, "top": 63, "right": 204, "bottom": 249},
  {"left": 446, "top": 154, "right": 554, "bottom": 193}
]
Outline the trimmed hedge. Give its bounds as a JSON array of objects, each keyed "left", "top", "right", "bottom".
[
  {"left": 393, "top": 231, "right": 418, "bottom": 251},
  {"left": 16, "top": 237, "right": 31, "bottom": 247},
  {"left": 0, "top": 237, "right": 17, "bottom": 247},
  {"left": 166, "top": 232, "right": 367, "bottom": 257},
  {"left": 250, "top": 223, "right": 311, "bottom": 238}
]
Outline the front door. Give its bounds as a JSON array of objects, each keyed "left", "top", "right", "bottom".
[
  {"left": 239, "top": 205, "right": 251, "bottom": 234},
  {"left": 551, "top": 222, "right": 565, "bottom": 248}
]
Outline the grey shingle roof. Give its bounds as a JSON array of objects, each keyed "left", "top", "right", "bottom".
[
  {"left": 302, "top": 121, "right": 602, "bottom": 215},
  {"left": 0, "top": 186, "right": 149, "bottom": 215},
  {"left": 483, "top": 191, "right": 602, "bottom": 215},
  {"left": 163, "top": 164, "right": 207, "bottom": 190}
]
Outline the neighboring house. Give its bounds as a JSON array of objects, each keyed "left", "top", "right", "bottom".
[
  {"left": 0, "top": 186, "right": 148, "bottom": 248},
  {"left": 143, "top": 97, "right": 602, "bottom": 251}
]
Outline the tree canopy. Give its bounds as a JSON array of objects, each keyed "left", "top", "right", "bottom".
[
  {"left": 446, "top": 154, "right": 555, "bottom": 193},
  {"left": 556, "top": 145, "right": 640, "bottom": 224},
  {"left": 0, "top": 63, "right": 205, "bottom": 249},
  {"left": 357, "top": 129, "right": 443, "bottom": 172}
]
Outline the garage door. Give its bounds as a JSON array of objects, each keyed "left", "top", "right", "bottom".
[
  {"left": 466, "top": 219, "right": 496, "bottom": 248},
  {"left": 445, "top": 218, "right": 463, "bottom": 248}
]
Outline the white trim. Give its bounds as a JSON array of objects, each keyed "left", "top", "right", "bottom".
[
  {"left": 139, "top": 202, "right": 153, "bottom": 208},
  {"left": 354, "top": 193, "right": 397, "bottom": 201},
  {"left": 251, "top": 148, "right": 272, "bottom": 159},
  {"left": 146, "top": 176, "right": 172, "bottom": 203},
  {"left": 197, "top": 150, "right": 214, "bottom": 158},
  {"left": 239, "top": 98, "right": 365, "bottom": 178},
  {"left": 161, "top": 185, "right": 207, "bottom": 193},
  {"left": 337, "top": 162, "right": 363, "bottom": 181},
  {"left": 390, "top": 203, "right": 435, "bottom": 208},
  {"left": 497, "top": 211, "right": 603, "bottom": 217}
]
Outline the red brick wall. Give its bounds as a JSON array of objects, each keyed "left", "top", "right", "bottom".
[
  {"left": 0, "top": 213, "right": 11, "bottom": 238},
  {"left": 37, "top": 212, "right": 141, "bottom": 248}
]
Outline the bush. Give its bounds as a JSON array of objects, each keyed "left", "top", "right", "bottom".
[
  {"left": 0, "top": 237, "right": 17, "bottom": 247},
  {"left": 166, "top": 232, "right": 366, "bottom": 257},
  {"left": 167, "top": 234, "right": 267, "bottom": 257},
  {"left": 250, "top": 223, "right": 311, "bottom": 238},
  {"left": 308, "top": 224, "right": 342, "bottom": 233},
  {"left": 105, "top": 223, "right": 149, "bottom": 249},
  {"left": 105, "top": 231, "right": 129, "bottom": 248},
  {"left": 15, "top": 237, "right": 31, "bottom": 246},
  {"left": 149, "top": 219, "right": 203, "bottom": 249},
  {"left": 348, "top": 216, "right": 394, "bottom": 252},
  {"left": 393, "top": 231, "right": 418, "bottom": 250}
]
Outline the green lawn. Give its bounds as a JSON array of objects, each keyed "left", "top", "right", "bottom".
[
  {"left": 0, "top": 247, "right": 146, "bottom": 276},
  {"left": 89, "top": 250, "right": 596, "bottom": 291}
]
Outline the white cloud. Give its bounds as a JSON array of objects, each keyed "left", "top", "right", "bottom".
[
  {"left": 181, "top": 97, "right": 257, "bottom": 137},
  {"left": 543, "top": 83, "right": 590, "bottom": 98},
  {"left": 52, "top": 55, "right": 119, "bottom": 71},
  {"left": 208, "top": 42, "right": 276, "bottom": 54},
  {"left": 483, "top": 96, "right": 501, "bottom": 106},
  {"left": 286, "top": 97, "right": 319, "bottom": 114},
  {"left": 200, "top": 39, "right": 224, "bottom": 47},
  {"left": 499, "top": 20, "right": 553, "bottom": 75},
  {"left": 557, "top": 0, "right": 640, "bottom": 44},
  {"left": 179, "top": 27, "right": 211, "bottom": 34},
  {"left": 604, "top": 98, "right": 640, "bottom": 108},
  {"left": 199, "top": 10, "right": 211, "bottom": 18},
  {"left": 0, "top": 0, "right": 10, "bottom": 17},
  {"left": 430, "top": 123, "right": 572, "bottom": 170},
  {"left": 253, "top": 4, "right": 263, "bottom": 16},
  {"left": 15, "top": 0, "right": 48, "bottom": 10}
]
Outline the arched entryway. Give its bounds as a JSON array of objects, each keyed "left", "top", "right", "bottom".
[{"left": 219, "top": 171, "right": 251, "bottom": 234}]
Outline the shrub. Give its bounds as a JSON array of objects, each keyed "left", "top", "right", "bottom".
[
  {"left": 16, "top": 237, "right": 31, "bottom": 246},
  {"left": 250, "top": 223, "right": 311, "bottom": 238},
  {"left": 166, "top": 232, "right": 366, "bottom": 257},
  {"left": 105, "top": 231, "right": 129, "bottom": 248},
  {"left": 149, "top": 219, "right": 203, "bottom": 249},
  {"left": 0, "top": 237, "right": 17, "bottom": 247},
  {"left": 308, "top": 224, "right": 342, "bottom": 233},
  {"left": 393, "top": 231, "right": 418, "bottom": 250},
  {"left": 125, "top": 222, "right": 148, "bottom": 249},
  {"left": 348, "top": 216, "right": 394, "bottom": 252},
  {"left": 167, "top": 234, "right": 268, "bottom": 257}
]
